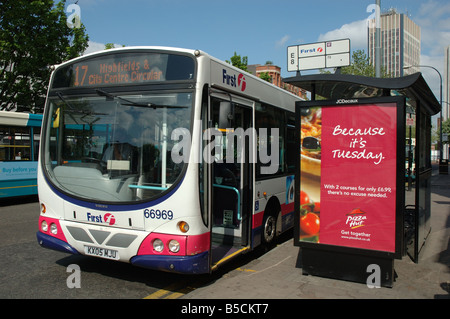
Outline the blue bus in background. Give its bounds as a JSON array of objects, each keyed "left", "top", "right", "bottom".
[{"left": 0, "top": 111, "right": 42, "bottom": 198}]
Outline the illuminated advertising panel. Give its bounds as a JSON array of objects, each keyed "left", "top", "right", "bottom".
[{"left": 295, "top": 97, "right": 404, "bottom": 256}]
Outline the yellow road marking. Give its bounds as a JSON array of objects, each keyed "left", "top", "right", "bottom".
[
  {"left": 144, "top": 280, "right": 199, "bottom": 299},
  {"left": 144, "top": 246, "right": 252, "bottom": 299},
  {"left": 236, "top": 267, "right": 257, "bottom": 273},
  {"left": 211, "top": 246, "right": 250, "bottom": 271},
  {"left": 144, "top": 281, "right": 187, "bottom": 299}
]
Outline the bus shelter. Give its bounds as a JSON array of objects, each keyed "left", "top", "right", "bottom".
[{"left": 284, "top": 73, "right": 441, "bottom": 287}]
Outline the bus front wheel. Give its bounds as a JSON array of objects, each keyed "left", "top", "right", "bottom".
[{"left": 262, "top": 213, "right": 277, "bottom": 245}]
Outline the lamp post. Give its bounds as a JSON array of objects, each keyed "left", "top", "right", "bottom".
[
  {"left": 443, "top": 101, "right": 450, "bottom": 161},
  {"left": 404, "top": 65, "right": 444, "bottom": 173}
]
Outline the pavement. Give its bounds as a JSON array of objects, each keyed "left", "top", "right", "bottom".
[{"left": 183, "top": 164, "right": 450, "bottom": 299}]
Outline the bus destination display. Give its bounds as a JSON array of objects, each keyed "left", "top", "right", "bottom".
[{"left": 52, "top": 52, "right": 195, "bottom": 88}]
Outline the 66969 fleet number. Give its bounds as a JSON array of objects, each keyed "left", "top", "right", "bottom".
[{"left": 144, "top": 208, "right": 173, "bottom": 220}]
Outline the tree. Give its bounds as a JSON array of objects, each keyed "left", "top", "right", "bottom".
[
  {"left": 0, "top": 0, "right": 89, "bottom": 113},
  {"left": 105, "top": 43, "right": 116, "bottom": 50},
  {"left": 226, "top": 52, "right": 248, "bottom": 72},
  {"left": 105, "top": 43, "right": 125, "bottom": 50},
  {"left": 341, "top": 49, "right": 390, "bottom": 77},
  {"left": 321, "top": 49, "right": 390, "bottom": 77},
  {"left": 258, "top": 61, "right": 273, "bottom": 83},
  {"left": 442, "top": 118, "right": 450, "bottom": 145},
  {"left": 258, "top": 72, "right": 272, "bottom": 83}
]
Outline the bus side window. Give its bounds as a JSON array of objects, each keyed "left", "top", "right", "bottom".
[
  {"left": 286, "top": 114, "right": 296, "bottom": 174},
  {"left": 0, "top": 126, "right": 32, "bottom": 161},
  {"left": 255, "top": 103, "right": 285, "bottom": 178}
]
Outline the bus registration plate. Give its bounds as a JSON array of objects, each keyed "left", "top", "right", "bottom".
[{"left": 84, "top": 245, "right": 119, "bottom": 260}]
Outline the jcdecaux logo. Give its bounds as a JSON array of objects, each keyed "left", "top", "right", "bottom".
[
  {"left": 222, "top": 69, "right": 246, "bottom": 92},
  {"left": 87, "top": 212, "right": 116, "bottom": 225}
]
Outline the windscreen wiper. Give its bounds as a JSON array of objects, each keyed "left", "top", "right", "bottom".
[
  {"left": 55, "top": 92, "right": 79, "bottom": 123},
  {"left": 56, "top": 92, "right": 76, "bottom": 111},
  {"left": 56, "top": 92, "right": 106, "bottom": 117},
  {"left": 95, "top": 89, "right": 188, "bottom": 109}
]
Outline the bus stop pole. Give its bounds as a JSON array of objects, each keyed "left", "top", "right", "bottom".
[{"left": 375, "top": 0, "right": 381, "bottom": 78}]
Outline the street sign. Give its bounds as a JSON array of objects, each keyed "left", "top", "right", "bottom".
[
  {"left": 287, "top": 46, "right": 299, "bottom": 72},
  {"left": 406, "top": 117, "right": 415, "bottom": 126},
  {"left": 288, "top": 39, "right": 351, "bottom": 72}
]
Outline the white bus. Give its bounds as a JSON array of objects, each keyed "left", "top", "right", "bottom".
[
  {"left": 0, "top": 111, "right": 42, "bottom": 198},
  {"left": 37, "top": 47, "right": 302, "bottom": 274}
]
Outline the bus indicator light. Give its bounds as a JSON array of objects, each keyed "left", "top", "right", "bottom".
[{"left": 178, "top": 221, "right": 190, "bottom": 233}]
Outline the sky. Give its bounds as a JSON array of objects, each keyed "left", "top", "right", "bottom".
[{"left": 68, "top": 0, "right": 450, "bottom": 101}]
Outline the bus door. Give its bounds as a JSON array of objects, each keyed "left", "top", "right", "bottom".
[{"left": 208, "top": 93, "right": 253, "bottom": 267}]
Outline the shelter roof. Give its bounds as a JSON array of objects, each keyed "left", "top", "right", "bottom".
[{"left": 283, "top": 73, "right": 441, "bottom": 115}]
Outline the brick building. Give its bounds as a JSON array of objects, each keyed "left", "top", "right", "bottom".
[{"left": 248, "top": 63, "right": 307, "bottom": 99}]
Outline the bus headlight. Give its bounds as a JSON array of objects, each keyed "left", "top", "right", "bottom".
[
  {"left": 153, "top": 239, "right": 164, "bottom": 252},
  {"left": 50, "top": 223, "right": 58, "bottom": 235},
  {"left": 168, "top": 240, "right": 180, "bottom": 253},
  {"left": 41, "top": 220, "right": 48, "bottom": 232}
]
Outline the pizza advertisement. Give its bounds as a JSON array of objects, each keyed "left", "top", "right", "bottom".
[{"left": 296, "top": 98, "right": 403, "bottom": 255}]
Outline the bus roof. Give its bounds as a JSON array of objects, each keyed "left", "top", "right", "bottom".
[
  {"left": 0, "top": 110, "right": 42, "bottom": 127},
  {"left": 52, "top": 46, "right": 304, "bottom": 109}
]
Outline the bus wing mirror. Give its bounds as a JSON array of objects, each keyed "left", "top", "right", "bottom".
[{"left": 219, "top": 101, "right": 234, "bottom": 129}]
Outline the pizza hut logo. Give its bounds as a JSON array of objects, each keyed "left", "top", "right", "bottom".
[{"left": 345, "top": 208, "right": 367, "bottom": 229}]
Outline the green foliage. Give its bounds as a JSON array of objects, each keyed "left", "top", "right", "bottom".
[
  {"left": 340, "top": 49, "right": 390, "bottom": 77},
  {"left": 258, "top": 72, "right": 272, "bottom": 82},
  {"left": 105, "top": 43, "right": 116, "bottom": 50},
  {"left": 0, "top": 0, "right": 89, "bottom": 113},
  {"left": 226, "top": 52, "right": 248, "bottom": 72},
  {"left": 320, "top": 50, "right": 390, "bottom": 78},
  {"left": 105, "top": 43, "right": 125, "bottom": 50},
  {"left": 443, "top": 118, "right": 450, "bottom": 145}
]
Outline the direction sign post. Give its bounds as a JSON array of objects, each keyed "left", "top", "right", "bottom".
[{"left": 287, "top": 39, "right": 351, "bottom": 72}]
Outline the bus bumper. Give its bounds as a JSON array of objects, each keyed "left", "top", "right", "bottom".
[
  {"left": 130, "top": 251, "right": 209, "bottom": 274},
  {"left": 37, "top": 230, "right": 210, "bottom": 274},
  {"left": 36, "top": 231, "right": 80, "bottom": 255}
]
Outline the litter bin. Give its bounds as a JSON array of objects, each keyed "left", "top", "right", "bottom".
[{"left": 439, "top": 159, "right": 448, "bottom": 174}]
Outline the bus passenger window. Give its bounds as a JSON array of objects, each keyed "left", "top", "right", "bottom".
[{"left": 0, "top": 126, "right": 32, "bottom": 161}]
